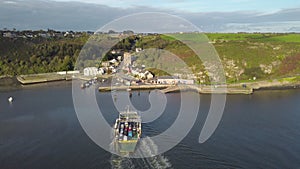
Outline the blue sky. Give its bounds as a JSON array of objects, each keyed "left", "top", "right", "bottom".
[{"left": 53, "top": 0, "right": 300, "bottom": 12}]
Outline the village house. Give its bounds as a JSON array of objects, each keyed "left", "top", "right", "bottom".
[
  {"left": 130, "top": 67, "right": 154, "bottom": 80},
  {"left": 109, "top": 59, "right": 118, "bottom": 66},
  {"left": 117, "top": 56, "right": 122, "bottom": 61},
  {"left": 3, "top": 32, "right": 16, "bottom": 38},
  {"left": 101, "top": 61, "right": 110, "bottom": 67},
  {"left": 135, "top": 48, "right": 142, "bottom": 53},
  {"left": 108, "top": 66, "right": 117, "bottom": 73},
  {"left": 64, "top": 31, "right": 75, "bottom": 37},
  {"left": 111, "top": 50, "right": 118, "bottom": 54},
  {"left": 145, "top": 71, "right": 154, "bottom": 79},
  {"left": 83, "top": 67, "right": 103, "bottom": 76},
  {"left": 54, "top": 32, "right": 64, "bottom": 38}
]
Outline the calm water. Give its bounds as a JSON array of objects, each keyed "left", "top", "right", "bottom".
[{"left": 1, "top": 81, "right": 300, "bottom": 169}]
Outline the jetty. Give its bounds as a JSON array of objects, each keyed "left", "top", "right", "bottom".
[
  {"left": 99, "top": 84, "right": 253, "bottom": 94},
  {"left": 160, "top": 85, "right": 253, "bottom": 94},
  {"left": 99, "top": 84, "right": 172, "bottom": 92},
  {"left": 16, "top": 73, "right": 73, "bottom": 85}
]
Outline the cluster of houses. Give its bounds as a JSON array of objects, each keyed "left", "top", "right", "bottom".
[
  {"left": 83, "top": 50, "right": 194, "bottom": 85},
  {"left": 83, "top": 52, "right": 153, "bottom": 79},
  {"left": 0, "top": 30, "right": 92, "bottom": 39},
  {"left": 83, "top": 55, "right": 122, "bottom": 76}
]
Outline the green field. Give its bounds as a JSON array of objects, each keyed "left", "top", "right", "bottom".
[
  {"left": 207, "top": 33, "right": 300, "bottom": 43},
  {"left": 135, "top": 33, "right": 300, "bottom": 83}
]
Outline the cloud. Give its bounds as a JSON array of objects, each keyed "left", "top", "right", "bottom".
[
  {"left": 0, "top": 0, "right": 300, "bottom": 32},
  {"left": 3, "top": 1, "right": 18, "bottom": 4}
]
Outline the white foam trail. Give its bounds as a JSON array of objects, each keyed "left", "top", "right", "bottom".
[
  {"left": 135, "top": 137, "right": 172, "bottom": 169},
  {"left": 109, "top": 130, "right": 172, "bottom": 169},
  {"left": 110, "top": 155, "right": 136, "bottom": 169},
  {"left": 110, "top": 141, "right": 136, "bottom": 169}
]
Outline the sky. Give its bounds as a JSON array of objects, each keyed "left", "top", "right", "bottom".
[
  {"left": 1, "top": 0, "right": 300, "bottom": 32},
  {"left": 52, "top": 0, "right": 300, "bottom": 13}
]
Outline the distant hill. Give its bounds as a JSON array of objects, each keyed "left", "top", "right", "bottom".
[{"left": 1, "top": 0, "right": 300, "bottom": 32}]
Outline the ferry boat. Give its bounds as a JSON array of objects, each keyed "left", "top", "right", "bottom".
[{"left": 113, "top": 107, "right": 141, "bottom": 153}]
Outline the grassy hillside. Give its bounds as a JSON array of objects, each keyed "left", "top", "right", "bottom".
[
  {"left": 133, "top": 33, "right": 300, "bottom": 83},
  {"left": 1, "top": 32, "right": 300, "bottom": 84},
  {"left": 207, "top": 33, "right": 300, "bottom": 81}
]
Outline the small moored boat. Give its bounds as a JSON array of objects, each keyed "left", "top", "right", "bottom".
[{"left": 8, "top": 96, "right": 13, "bottom": 103}]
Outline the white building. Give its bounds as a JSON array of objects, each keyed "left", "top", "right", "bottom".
[
  {"left": 57, "top": 70, "right": 80, "bottom": 75},
  {"left": 117, "top": 56, "right": 122, "bottom": 61},
  {"left": 98, "top": 68, "right": 105, "bottom": 75},
  {"left": 3, "top": 32, "right": 16, "bottom": 38},
  {"left": 135, "top": 48, "right": 142, "bottom": 53},
  {"left": 109, "top": 59, "right": 119, "bottom": 66},
  {"left": 83, "top": 67, "right": 102, "bottom": 76},
  {"left": 146, "top": 73, "right": 154, "bottom": 79},
  {"left": 138, "top": 71, "right": 154, "bottom": 80}
]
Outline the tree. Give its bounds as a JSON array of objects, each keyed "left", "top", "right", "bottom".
[
  {"left": 30, "top": 55, "right": 37, "bottom": 64},
  {"left": 60, "top": 55, "right": 74, "bottom": 71},
  {"left": 108, "top": 30, "right": 116, "bottom": 34}
]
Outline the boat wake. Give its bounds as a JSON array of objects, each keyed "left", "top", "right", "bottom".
[
  {"left": 110, "top": 154, "right": 136, "bottom": 169},
  {"left": 110, "top": 137, "right": 172, "bottom": 169}
]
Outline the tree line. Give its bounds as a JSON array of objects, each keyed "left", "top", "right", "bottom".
[{"left": 0, "top": 36, "right": 87, "bottom": 76}]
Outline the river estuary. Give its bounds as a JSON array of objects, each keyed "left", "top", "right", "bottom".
[{"left": 1, "top": 81, "right": 300, "bottom": 168}]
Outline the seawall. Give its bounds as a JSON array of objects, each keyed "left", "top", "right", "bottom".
[
  {"left": 16, "top": 73, "right": 73, "bottom": 85},
  {"left": 99, "top": 84, "right": 172, "bottom": 92},
  {"left": 99, "top": 84, "right": 253, "bottom": 94}
]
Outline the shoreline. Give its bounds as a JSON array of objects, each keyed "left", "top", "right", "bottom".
[
  {"left": 99, "top": 84, "right": 253, "bottom": 94},
  {"left": 2, "top": 73, "right": 300, "bottom": 94},
  {"left": 99, "top": 83, "right": 300, "bottom": 95},
  {"left": 98, "top": 76, "right": 300, "bottom": 95}
]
